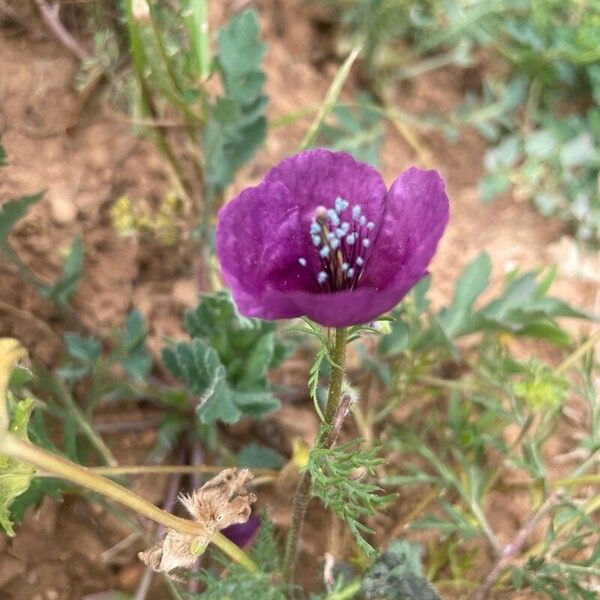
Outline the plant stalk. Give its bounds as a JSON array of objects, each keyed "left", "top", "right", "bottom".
[
  {"left": 0, "top": 432, "right": 256, "bottom": 572},
  {"left": 282, "top": 327, "right": 349, "bottom": 588}
]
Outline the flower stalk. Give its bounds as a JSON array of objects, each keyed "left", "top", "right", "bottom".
[
  {"left": 0, "top": 431, "right": 256, "bottom": 572},
  {"left": 282, "top": 327, "right": 349, "bottom": 587}
]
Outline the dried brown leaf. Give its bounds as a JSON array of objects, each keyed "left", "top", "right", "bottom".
[{"left": 138, "top": 468, "right": 256, "bottom": 581}]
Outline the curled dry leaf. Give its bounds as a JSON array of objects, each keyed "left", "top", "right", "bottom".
[{"left": 138, "top": 468, "right": 256, "bottom": 581}]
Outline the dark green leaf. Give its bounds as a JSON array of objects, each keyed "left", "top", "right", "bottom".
[
  {"left": 63, "top": 333, "right": 102, "bottom": 364},
  {"left": 237, "top": 444, "right": 285, "bottom": 469},
  {"left": 440, "top": 252, "right": 492, "bottom": 337},
  {"left": 0, "top": 193, "right": 43, "bottom": 254},
  {"left": 42, "top": 236, "right": 84, "bottom": 308}
]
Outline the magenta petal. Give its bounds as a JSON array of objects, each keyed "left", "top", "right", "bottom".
[
  {"left": 216, "top": 150, "right": 450, "bottom": 327},
  {"left": 221, "top": 514, "right": 261, "bottom": 548},
  {"left": 362, "top": 167, "right": 449, "bottom": 290}
]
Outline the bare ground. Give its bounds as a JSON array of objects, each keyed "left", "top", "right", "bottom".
[{"left": 0, "top": 1, "right": 598, "bottom": 598}]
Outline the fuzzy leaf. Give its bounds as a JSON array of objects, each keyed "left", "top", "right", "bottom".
[
  {"left": 162, "top": 338, "right": 279, "bottom": 424},
  {"left": 362, "top": 539, "right": 441, "bottom": 600},
  {"left": 203, "top": 9, "right": 267, "bottom": 197}
]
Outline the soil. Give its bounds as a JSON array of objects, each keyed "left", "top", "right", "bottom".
[{"left": 0, "top": 1, "right": 598, "bottom": 599}]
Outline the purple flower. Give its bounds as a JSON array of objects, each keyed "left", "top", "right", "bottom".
[
  {"left": 216, "top": 149, "right": 449, "bottom": 327},
  {"left": 221, "top": 513, "right": 261, "bottom": 548}
]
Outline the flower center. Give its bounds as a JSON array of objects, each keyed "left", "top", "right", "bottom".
[{"left": 298, "top": 196, "right": 374, "bottom": 292}]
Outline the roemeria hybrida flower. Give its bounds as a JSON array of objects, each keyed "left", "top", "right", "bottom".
[{"left": 216, "top": 149, "right": 449, "bottom": 327}]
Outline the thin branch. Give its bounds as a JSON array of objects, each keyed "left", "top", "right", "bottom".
[
  {"left": 472, "top": 490, "right": 560, "bottom": 600},
  {"left": 35, "top": 0, "right": 90, "bottom": 62}
]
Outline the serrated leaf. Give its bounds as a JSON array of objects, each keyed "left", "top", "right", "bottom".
[
  {"left": 63, "top": 333, "right": 102, "bottom": 364},
  {"left": 197, "top": 378, "right": 241, "bottom": 424},
  {"left": 162, "top": 339, "right": 240, "bottom": 423},
  {"left": 0, "top": 396, "right": 35, "bottom": 536},
  {"left": 119, "top": 309, "right": 151, "bottom": 380},
  {"left": 233, "top": 389, "right": 279, "bottom": 417},
  {"left": 203, "top": 9, "right": 267, "bottom": 196},
  {"left": 239, "top": 333, "right": 275, "bottom": 390},
  {"left": 217, "top": 9, "right": 266, "bottom": 86}
]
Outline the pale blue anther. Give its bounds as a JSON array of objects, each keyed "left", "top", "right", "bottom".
[
  {"left": 352, "top": 205, "right": 361, "bottom": 220},
  {"left": 327, "top": 209, "right": 340, "bottom": 226},
  {"left": 312, "top": 235, "right": 321, "bottom": 246},
  {"left": 341, "top": 262, "right": 349, "bottom": 272},
  {"left": 341, "top": 222, "right": 350, "bottom": 233},
  {"left": 335, "top": 197, "right": 349, "bottom": 213},
  {"left": 355, "top": 256, "right": 364, "bottom": 267},
  {"left": 298, "top": 257, "right": 307, "bottom": 267},
  {"left": 320, "top": 246, "right": 330, "bottom": 258},
  {"left": 346, "top": 268, "right": 355, "bottom": 278},
  {"left": 359, "top": 215, "right": 367, "bottom": 226},
  {"left": 327, "top": 232, "right": 336, "bottom": 241},
  {"left": 331, "top": 239, "right": 340, "bottom": 250},
  {"left": 310, "top": 222, "right": 320, "bottom": 235},
  {"left": 367, "top": 222, "right": 375, "bottom": 230},
  {"left": 317, "top": 271, "right": 328, "bottom": 284},
  {"left": 362, "top": 239, "right": 370, "bottom": 248},
  {"left": 346, "top": 233, "right": 356, "bottom": 245},
  {"left": 335, "top": 227, "right": 346, "bottom": 239}
]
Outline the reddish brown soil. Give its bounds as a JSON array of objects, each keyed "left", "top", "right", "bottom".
[{"left": 0, "top": 1, "right": 598, "bottom": 599}]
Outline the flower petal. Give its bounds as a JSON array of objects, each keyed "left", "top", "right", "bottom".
[
  {"left": 265, "top": 148, "right": 387, "bottom": 223},
  {"left": 362, "top": 167, "right": 449, "bottom": 292},
  {"left": 216, "top": 149, "right": 388, "bottom": 320},
  {"left": 222, "top": 513, "right": 261, "bottom": 548},
  {"left": 216, "top": 178, "right": 319, "bottom": 319},
  {"left": 261, "top": 285, "right": 424, "bottom": 327},
  {"left": 265, "top": 148, "right": 387, "bottom": 274}
]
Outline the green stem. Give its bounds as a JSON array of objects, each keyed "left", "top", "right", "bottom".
[
  {"left": 325, "top": 579, "right": 361, "bottom": 600},
  {"left": 0, "top": 432, "right": 256, "bottom": 572},
  {"left": 282, "top": 327, "right": 349, "bottom": 588},
  {"left": 35, "top": 464, "right": 276, "bottom": 478},
  {"left": 54, "top": 379, "right": 118, "bottom": 466}
]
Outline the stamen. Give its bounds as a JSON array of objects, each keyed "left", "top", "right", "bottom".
[
  {"left": 327, "top": 209, "right": 340, "bottom": 226},
  {"left": 309, "top": 198, "right": 374, "bottom": 293},
  {"left": 298, "top": 257, "right": 307, "bottom": 267},
  {"left": 335, "top": 197, "right": 349, "bottom": 213}
]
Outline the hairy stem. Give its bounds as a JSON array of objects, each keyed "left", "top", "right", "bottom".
[
  {"left": 0, "top": 433, "right": 256, "bottom": 572},
  {"left": 282, "top": 327, "right": 349, "bottom": 588}
]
